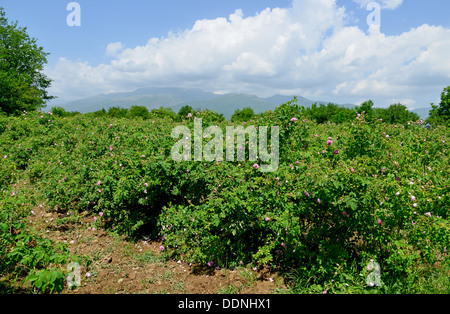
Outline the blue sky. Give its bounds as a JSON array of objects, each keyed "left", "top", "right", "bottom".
[
  {"left": 2, "top": 0, "right": 291, "bottom": 66},
  {"left": 2, "top": 0, "right": 450, "bottom": 109}
]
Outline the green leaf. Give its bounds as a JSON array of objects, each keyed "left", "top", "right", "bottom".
[{"left": 346, "top": 198, "right": 358, "bottom": 211}]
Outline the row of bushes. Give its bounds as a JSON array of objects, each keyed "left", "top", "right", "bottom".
[
  {"left": 1, "top": 98, "right": 448, "bottom": 293},
  {"left": 50, "top": 101, "right": 420, "bottom": 125},
  {"left": 50, "top": 105, "right": 226, "bottom": 123},
  {"left": 47, "top": 85, "right": 450, "bottom": 126}
]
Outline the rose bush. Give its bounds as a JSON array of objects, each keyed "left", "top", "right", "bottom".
[{"left": 0, "top": 101, "right": 448, "bottom": 293}]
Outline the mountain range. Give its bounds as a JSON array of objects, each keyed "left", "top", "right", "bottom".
[{"left": 55, "top": 86, "right": 431, "bottom": 120}]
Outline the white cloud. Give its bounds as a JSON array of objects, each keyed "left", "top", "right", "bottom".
[
  {"left": 105, "top": 42, "right": 124, "bottom": 57},
  {"left": 382, "top": 0, "right": 403, "bottom": 10},
  {"left": 46, "top": 0, "right": 450, "bottom": 109}
]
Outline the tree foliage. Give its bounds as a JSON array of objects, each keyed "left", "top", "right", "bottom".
[
  {"left": 107, "top": 106, "right": 128, "bottom": 118},
  {"left": 428, "top": 86, "right": 450, "bottom": 126},
  {"left": 177, "top": 105, "right": 194, "bottom": 120},
  {"left": 356, "top": 100, "right": 374, "bottom": 121},
  {"left": 50, "top": 106, "right": 79, "bottom": 117},
  {"left": 0, "top": 8, "right": 54, "bottom": 115},
  {"left": 302, "top": 103, "right": 355, "bottom": 124},
  {"left": 128, "top": 105, "right": 151, "bottom": 119},
  {"left": 150, "top": 106, "right": 175, "bottom": 120},
  {"left": 375, "top": 103, "right": 419, "bottom": 124},
  {"left": 231, "top": 107, "right": 255, "bottom": 122}
]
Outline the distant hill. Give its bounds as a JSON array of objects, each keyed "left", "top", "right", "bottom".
[
  {"left": 57, "top": 86, "right": 338, "bottom": 119},
  {"left": 411, "top": 107, "right": 431, "bottom": 120},
  {"left": 58, "top": 87, "right": 219, "bottom": 114},
  {"left": 174, "top": 93, "right": 298, "bottom": 119},
  {"left": 175, "top": 94, "right": 356, "bottom": 120},
  {"left": 55, "top": 86, "right": 430, "bottom": 120}
]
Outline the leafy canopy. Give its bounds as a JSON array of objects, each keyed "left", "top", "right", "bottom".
[
  {"left": 428, "top": 86, "right": 450, "bottom": 125},
  {"left": 177, "top": 105, "right": 194, "bottom": 119},
  {"left": 231, "top": 107, "right": 255, "bottom": 122},
  {"left": 375, "top": 103, "right": 419, "bottom": 124},
  {"left": 0, "top": 7, "right": 54, "bottom": 116}
]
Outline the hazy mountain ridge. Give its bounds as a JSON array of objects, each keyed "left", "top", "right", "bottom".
[{"left": 56, "top": 86, "right": 431, "bottom": 120}]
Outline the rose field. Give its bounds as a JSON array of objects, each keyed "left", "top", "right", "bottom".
[{"left": 0, "top": 99, "right": 448, "bottom": 294}]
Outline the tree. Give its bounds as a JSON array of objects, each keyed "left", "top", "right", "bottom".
[
  {"left": 196, "top": 108, "right": 225, "bottom": 123},
  {"left": 50, "top": 106, "right": 79, "bottom": 117},
  {"left": 0, "top": 8, "right": 54, "bottom": 115},
  {"left": 356, "top": 100, "right": 374, "bottom": 121},
  {"left": 231, "top": 107, "right": 255, "bottom": 122},
  {"left": 150, "top": 106, "right": 175, "bottom": 120},
  {"left": 376, "top": 103, "right": 419, "bottom": 124},
  {"left": 302, "top": 103, "right": 355, "bottom": 124},
  {"left": 177, "top": 105, "right": 194, "bottom": 121},
  {"left": 50, "top": 106, "right": 69, "bottom": 117},
  {"left": 107, "top": 106, "right": 128, "bottom": 118},
  {"left": 128, "top": 106, "right": 150, "bottom": 119},
  {"left": 86, "top": 108, "right": 107, "bottom": 118},
  {"left": 428, "top": 86, "right": 450, "bottom": 125},
  {"left": 331, "top": 106, "right": 356, "bottom": 124}
]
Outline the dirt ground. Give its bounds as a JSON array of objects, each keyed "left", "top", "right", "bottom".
[{"left": 27, "top": 205, "right": 288, "bottom": 294}]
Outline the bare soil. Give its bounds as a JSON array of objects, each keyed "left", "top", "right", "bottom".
[{"left": 27, "top": 205, "right": 288, "bottom": 294}]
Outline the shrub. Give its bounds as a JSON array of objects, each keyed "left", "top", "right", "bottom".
[{"left": 1, "top": 106, "right": 447, "bottom": 294}]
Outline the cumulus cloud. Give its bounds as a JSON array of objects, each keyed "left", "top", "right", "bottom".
[
  {"left": 46, "top": 0, "right": 450, "bottom": 109},
  {"left": 105, "top": 42, "right": 124, "bottom": 57}
]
